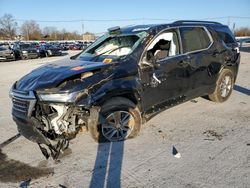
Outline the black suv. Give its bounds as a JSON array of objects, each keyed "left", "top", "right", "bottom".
[
  {"left": 13, "top": 43, "right": 39, "bottom": 60},
  {"left": 38, "top": 44, "right": 62, "bottom": 57},
  {"left": 10, "top": 21, "right": 240, "bottom": 159}
]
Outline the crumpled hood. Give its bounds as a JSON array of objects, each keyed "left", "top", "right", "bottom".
[{"left": 16, "top": 58, "right": 111, "bottom": 91}]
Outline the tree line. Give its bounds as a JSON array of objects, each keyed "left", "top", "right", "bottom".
[
  {"left": 0, "top": 14, "right": 94, "bottom": 41},
  {"left": 1, "top": 14, "right": 250, "bottom": 40},
  {"left": 234, "top": 27, "right": 250, "bottom": 37}
]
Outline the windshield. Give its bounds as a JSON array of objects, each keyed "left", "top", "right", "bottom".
[{"left": 78, "top": 32, "right": 147, "bottom": 62}]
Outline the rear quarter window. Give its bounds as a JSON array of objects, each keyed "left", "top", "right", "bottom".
[
  {"left": 180, "top": 27, "right": 212, "bottom": 53},
  {"left": 213, "top": 26, "right": 236, "bottom": 45}
]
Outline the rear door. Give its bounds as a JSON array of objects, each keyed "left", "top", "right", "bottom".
[{"left": 179, "top": 26, "right": 214, "bottom": 97}]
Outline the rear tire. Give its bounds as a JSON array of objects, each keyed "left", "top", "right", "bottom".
[
  {"left": 208, "top": 68, "right": 234, "bottom": 103},
  {"left": 89, "top": 97, "right": 142, "bottom": 143}
]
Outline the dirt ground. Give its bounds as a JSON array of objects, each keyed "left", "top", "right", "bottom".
[{"left": 0, "top": 50, "right": 249, "bottom": 188}]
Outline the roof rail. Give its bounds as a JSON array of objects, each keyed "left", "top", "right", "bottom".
[{"left": 172, "top": 20, "right": 222, "bottom": 25}]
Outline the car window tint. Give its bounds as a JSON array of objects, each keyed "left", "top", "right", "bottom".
[
  {"left": 213, "top": 26, "right": 236, "bottom": 45},
  {"left": 180, "top": 27, "right": 211, "bottom": 53}
]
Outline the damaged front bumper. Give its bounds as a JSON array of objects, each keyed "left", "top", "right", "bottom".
[
  {"left": 13, "top": 116, "right": 51, "bottom": 145},
  {"left": 10, "top": 88, "right": 52, "bottom": 145},
  {"left": 10, "top": 86, "right": 100, "bottom": 159}
]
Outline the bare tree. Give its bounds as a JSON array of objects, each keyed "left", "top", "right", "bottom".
[
  {"left": 0, "top": 14, "right": 92, "bottom": 41},
  {"left": 234, "top": 27, "right": 250, "bottom": 36},
  {"left": 21, "top": 20, "right": 42, "bottom": 40},
  {"left": 0, "top": 14, "right": 18, "bottom": 40},
  {"left": 42, "top": 26, "right": 58, "bottom": 40},
  {"left": 61, "top": 28, "right": 67, "bottom": 40}
]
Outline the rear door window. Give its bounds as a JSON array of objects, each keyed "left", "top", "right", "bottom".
[{"left": 180, "top": 27, "right": 212, "bottom": 53}]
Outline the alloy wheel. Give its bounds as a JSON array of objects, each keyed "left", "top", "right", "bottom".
[
  {"left": 220, "top": 75, "right": 232, "bottom": 97},
  {"left": 102, "top": 111, "right": 135, "bottom": 142}
]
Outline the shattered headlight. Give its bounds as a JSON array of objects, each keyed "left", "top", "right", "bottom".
[
  {"left": 37, "top": 72, "right": 94, "bottom": 103},
  {"left": 37, "top": 91, "right": 81, "bottom": 102}
]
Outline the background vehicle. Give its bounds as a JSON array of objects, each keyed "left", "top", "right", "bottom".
[
  {"left": 59, "top": 42, "right": 70, "bottom": 50},
  {"left": 30, "top": 42, "right": 40, "bottom": 49},
  {"left": 0, "top": 45, "right": 15, "bottom": 61},
  {"left": 13, "top": 43, "right": 39, "bottom": 59},
  {"left": 38, "top": 44, "right": 62, "bottom": 57},
  {"left": 10, "top": 21, "right": 240, "bottom": 159},
  {"left": 69, "top": 43, "right": 84, "bottom": 50}
]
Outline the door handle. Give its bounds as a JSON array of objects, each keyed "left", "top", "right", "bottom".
[{"left": 152, "top": 73, "right": 161, "bottom": 84}]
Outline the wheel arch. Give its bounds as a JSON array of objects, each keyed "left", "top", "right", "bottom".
[
  {"left": 94, "top": 89, "right": 142, "bottom": 111},
  {"left": 219, "top": 63, "right": 239, "bottom": 83}
]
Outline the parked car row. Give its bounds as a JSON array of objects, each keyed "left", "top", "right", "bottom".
[
  {"left": 59, "top": 41, "right": 91, "bottom": 51},
  {"left": 0, "top": 41, "right": 91, "bottom": 62}
]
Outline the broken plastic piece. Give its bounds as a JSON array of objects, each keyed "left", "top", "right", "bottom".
[
  {"left": 19, "top": 179, "right": 31, "bottom": 188},
  {"left": 172, "top": 146, "right": 181, "bottom": 158},
  {"left": 38, "top": 144, "right": 50, "bottom": 159},
  {"left": 0, "top": 133, "right": 21, "bottom": 149},
  {"left": 59, "top": 184, "right": 68, "bottom": 188}
]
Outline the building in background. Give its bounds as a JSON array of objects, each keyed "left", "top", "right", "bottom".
[{"left": 82, "top": 32, "right": 96, "bottom": 41}]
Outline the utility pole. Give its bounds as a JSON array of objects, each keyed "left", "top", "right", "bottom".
[
  {"left": 81, "top": 21, "right": 84, "bottom": 41},
  {"left": 227, "top": 16, "right": 231, "bottom": 27},
  {"left": 82, "top": 22, "right": 84, "bottom": 34},
  {"left": 232, "top": 23, "right": 236, "bottom": 33},
  {"left": 26, "top": 25, "right": 29, "bottom": 41}
]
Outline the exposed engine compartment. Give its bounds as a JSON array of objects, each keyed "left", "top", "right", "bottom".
[{"left": 32, "top": 103, "right": 89, "bottom": 159}]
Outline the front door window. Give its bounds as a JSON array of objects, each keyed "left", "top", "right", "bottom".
[{"left": 145, "top": 31, "right": 180, "bottom": 64}]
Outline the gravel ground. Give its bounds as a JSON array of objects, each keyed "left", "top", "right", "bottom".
[{"left": 0, "top": 50, "right": 249, "bottom": 188}]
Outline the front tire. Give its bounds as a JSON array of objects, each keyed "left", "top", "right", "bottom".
[
  {"left": 208, "top": 68, "right": 234, "bottom": 103},
  {"left": 89, "top": 97, "right": 142, "bottom": 143}
]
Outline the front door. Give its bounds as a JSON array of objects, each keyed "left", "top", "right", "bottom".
[{"left": 139, "top": 29, "right": 192, "bottom": 112}]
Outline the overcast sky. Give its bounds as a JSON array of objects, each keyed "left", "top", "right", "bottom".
[{"left": 0, "top": 0, "right": 249, "bottom": 34}]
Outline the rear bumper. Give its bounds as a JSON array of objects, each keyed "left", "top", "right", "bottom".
[
  {"left": 23, "top": 53, "right": 38, "bottom": 59},
  {"left": 48, "top": 50, "right": 62, "bottom": 56}
]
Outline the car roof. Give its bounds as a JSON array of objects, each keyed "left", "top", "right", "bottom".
[{"left": 120, "top": 20, "right": 225, "bottom": 34}]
